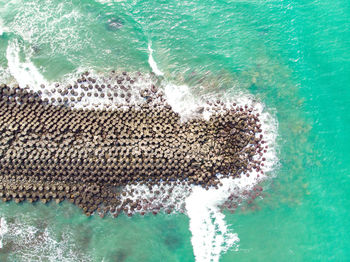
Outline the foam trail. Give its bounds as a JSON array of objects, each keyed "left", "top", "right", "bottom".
[
  {"left": 0, "top": 19, "right": 4, "bottom": 36},
  {"left": 148, "top": 42, "right": 164, "bottom": 76},
  {"left": 186, "top": 175, "right": 261, "bottom": 262},
  {"left": 186, "top": 184, "right": 239, "bottom": 262},
  {"left": 6, "top": 39, "right": 47, "bottom": 89},
  {"left": 0, "top": 10, "right": 6, "bottom": 36},
  {"left": 0, "top": 217, "right": 8, "bottom": 249},
  {"left": 0, "top": 66, "right": 14, "bottom": 85},
  {"left": 0, "top": 215, "right": 91, "bottom": 261}
]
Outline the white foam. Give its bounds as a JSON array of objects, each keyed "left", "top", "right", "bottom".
[
  {"left": 186, "top": 185, "right": 239, "bottom": 262},
  {"left": 0, "top": 66, "right": 15, "bottom": 85},
  {"left": 0, "top": 215, "right": 91, "bottom": 261},
  {"left": 164, "top": 83, "right": 210, "bottom": 120},
  {"left": 45, "top": 69, "right": 159, "bottom": 110},
  {"left": 0, "top": 217, "right": 8, "bottom": 249},
  {"left": 119, "top": 182, "right": 191, "bottom": 215},
  {"left": 2, "top": 0, "right": 86, "bottom": 59},
  {"left": 6, "top": 39, "right": 48, "bottom": 89},
  {"left": 148, "top": 43, "right": 164, "bottom": 76},
  {"left": 0, "top": 17, "right": 6, "bottom": 36}
]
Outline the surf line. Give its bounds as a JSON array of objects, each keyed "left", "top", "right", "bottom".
[{"left": 148, "top": 42, "right": 164, "bottom": 76}]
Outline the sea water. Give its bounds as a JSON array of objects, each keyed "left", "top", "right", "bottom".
[{"left": 0, "top": 0, "right": 349, "bottom": 261}]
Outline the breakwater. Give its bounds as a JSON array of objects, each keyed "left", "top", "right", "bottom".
[{"left": 0, "top": 72, "right": 266, "bottom": 217}]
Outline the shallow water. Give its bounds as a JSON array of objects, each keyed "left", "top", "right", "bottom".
[{"left": 0, "top": 0, "right": 349, "bottom": 261}]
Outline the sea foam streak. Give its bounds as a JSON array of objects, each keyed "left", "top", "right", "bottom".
[
  {"left": 148, "top": 42, "right": 164, "bottom": 76},
  {"left": 0, "top": 217, "right": 8, "bottom": 249},
  {"left": 0, "top": 18, "right": 6, "bottom": 36}
]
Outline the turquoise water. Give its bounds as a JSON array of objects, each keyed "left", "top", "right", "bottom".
[{"left": 0, "top": 0, "right": 349, "bottom": 261}]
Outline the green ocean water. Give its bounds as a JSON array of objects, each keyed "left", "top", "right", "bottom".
[{"left": 0, "top": 0, "right": 349, "bottom": 261}]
